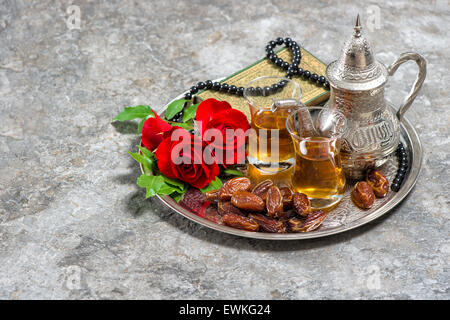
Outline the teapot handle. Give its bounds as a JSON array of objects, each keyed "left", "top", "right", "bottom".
[{"left": 387, "top": 52, "right": 427, "bottom": 121}]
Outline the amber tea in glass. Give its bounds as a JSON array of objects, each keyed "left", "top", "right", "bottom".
[
  {"left": 244, "top": 77, "right": 303, "bottom": 182},
  {"left": 286, "top": 107, "right": 347, "bottom": 209}
]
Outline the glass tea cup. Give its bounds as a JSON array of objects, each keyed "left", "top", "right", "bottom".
[
  {"left": 286, "top": 107, "right": 348, "bottom": 209},
  {"left": 244, "top": 76, "right": 303, "bottom": 182}
]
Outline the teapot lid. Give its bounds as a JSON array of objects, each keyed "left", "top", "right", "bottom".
[{"left": 326, "top": 14, "right": 388, "bottom": 91}]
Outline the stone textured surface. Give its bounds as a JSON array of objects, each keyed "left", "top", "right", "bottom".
[{"left": 0, "top": 0, "right": 448, "bottom": 299}]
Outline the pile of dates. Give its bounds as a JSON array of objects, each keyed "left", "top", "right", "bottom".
[
  {"left": 351, "top": 169, "right": 389, "bottom": 210},
  {"left": 205, "top": 177, "right": 327, "bottom": 233}
]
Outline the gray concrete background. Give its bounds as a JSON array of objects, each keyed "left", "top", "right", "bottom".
[{"left": 0, "top": 0, "right": 448, "bottom": 299}]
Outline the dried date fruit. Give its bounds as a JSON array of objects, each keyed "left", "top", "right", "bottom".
[
  {"left": 222, "top": 213, "right": 259, "bottom": 232},
  {"left": 289, "top": 210, "right": 327, "bottom": 232},
  {"left": 248, "top": 214, "right": 286, "bottom": 233},
  {"left": 351, "top": 181, "right": 375, "bottom": 209},
  {"left": 205, "top": 189, "right": 220, "bottom": 202},
  {"left": 179, "top": 188, "right": 207, "bottom": 214},
  {"left": 231, "top": 190, "right": 265, "bottom": 212},
  {"left": 218, "top": 201, "right": 244, "bottom": 216},
  {"left": 288, "top": 217, "right": 304, "bottom": 232},
  {"left": 278, "top": 209, "right": 297, "bottom": 223},
  {"left": 300, "top": 210, "right": 327, "bottom": 232},
  {"left": 203, "top": 205, "right": 221, "bottom": 223},
  {"left": 251, "top": 180, "right": 274, "bottom": 200},
  {"left": 366, "top": 169, "right": 389, "bottom": 198},
  {"left": 292, "top": 192, "right": 311, "bottom": 216},
  {"left": 266, "top": 185, "right": 283, "bottom": 218},
  {"left": 219, "top": 177, "right": 251, "bottom": 201},
  {"left": 279, "top": 186, "right": 293, "bottom": 209}
]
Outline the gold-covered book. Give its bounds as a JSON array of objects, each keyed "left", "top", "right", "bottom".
[{"left": 197, "top": 47, "right": 329, "bottom": 120}]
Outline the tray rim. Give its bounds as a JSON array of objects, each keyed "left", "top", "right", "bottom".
[{"left": 145, "top": 90, "right": 423, "bottom": 240}]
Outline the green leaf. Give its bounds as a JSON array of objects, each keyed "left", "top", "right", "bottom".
[
  {"left": 182, "top": 103, "right": 199, "bottom": 122},
  {"left": 223, "top": 169, "right": 244, "bottom": 177},
  {"left": 136, "top": 173, "right": 188, "bottom": 200},
  {"left": 165, "top": 99, "right": 188, "bottom": 120},
  {"left": 170, "top": 122, "right": 193, "bottom": 130},
  {"left": 128, "top": 151, "right": 152, "bottom": 170},
  {"left": 137, "top": 175, "right": 165, "bottom": 198},
  {"left": 129, "top": 148, "right": 156, "bottom": 173},
  {"left": 156, "top": 179, "right": 187, "bottom": 198},
  {"left": 114, "top": 105, "right": 154, "bottom": 121},
  {"left": 158, "top": 184, "right": 179, "bottom": 195},
  {"left": 171, "top": 192, "right": 184, "bottom": 203},
  {"left": 137, "top": 145, "right": 153, "bottom": 159},
  {"left": 200, "top": 177, "right": 223, "bottom": 194},
  {"left": 162, "top": 176, "right": 187, "bottom": 193}
]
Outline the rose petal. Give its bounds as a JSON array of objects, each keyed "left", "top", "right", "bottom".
[
  {"left": 141, "top": 113, "right": 173, "bottom": 151},
  {"left": 156, "top": 130, "right": 220, "bottom": 189},
  {"left": 196, "top": 98, "right": 232, "bottom": 134},
  {"left": 208, "top": 109, "right": 250, "bottom": 132},
  {"left": 203, "top": 108, "right": 250, "bottom": 165},
  {"left": 155, "top": 137, "right": 178, "bottom": 179}
]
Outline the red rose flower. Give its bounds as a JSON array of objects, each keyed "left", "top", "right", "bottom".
[
  {"left": 155, "top": 128, "right": 220, "bottom": 189},
  {"left": 196, "top": 98, "right": 250, "bottom": 165},
  {"left": 141, "top": 111, "right": 174, "bottom": 151}
]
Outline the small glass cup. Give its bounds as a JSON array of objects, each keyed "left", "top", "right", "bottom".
[
  {"left": 286, "top": 107, "right": 348, "bottom": 209},
  {"left": 244, "top": 76, "right": 303, "bottom": 183}
]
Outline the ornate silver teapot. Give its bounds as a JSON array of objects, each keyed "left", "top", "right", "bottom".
[{"left": 325, "top": 15, "right": 426, "bottom": 179}]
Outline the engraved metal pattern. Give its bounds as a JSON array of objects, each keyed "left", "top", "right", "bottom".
[
  {"left": 330, "top": 86, "right": 385, "bottom": 116},
  {"left": 343, "top": 106, "right": 400, "bottom": 152},
  {"left": 334, "top": 62, "right": 381, "bottom": 81}
]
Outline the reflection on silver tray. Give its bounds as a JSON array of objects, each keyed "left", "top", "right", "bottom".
[{"left": 149, "top": 91, "right": 422, "bottom": 240}]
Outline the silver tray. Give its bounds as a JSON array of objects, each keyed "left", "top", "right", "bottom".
[{"left": 148, "top": 92, "right": 422, "bottom": 240}]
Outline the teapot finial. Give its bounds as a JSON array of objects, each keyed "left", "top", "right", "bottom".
[
  {"left": 354, "top": 14, "right": 362, "bottom": 37},
  {"left": 333, "top": 14, "right": 375, "bottom": 69}
]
